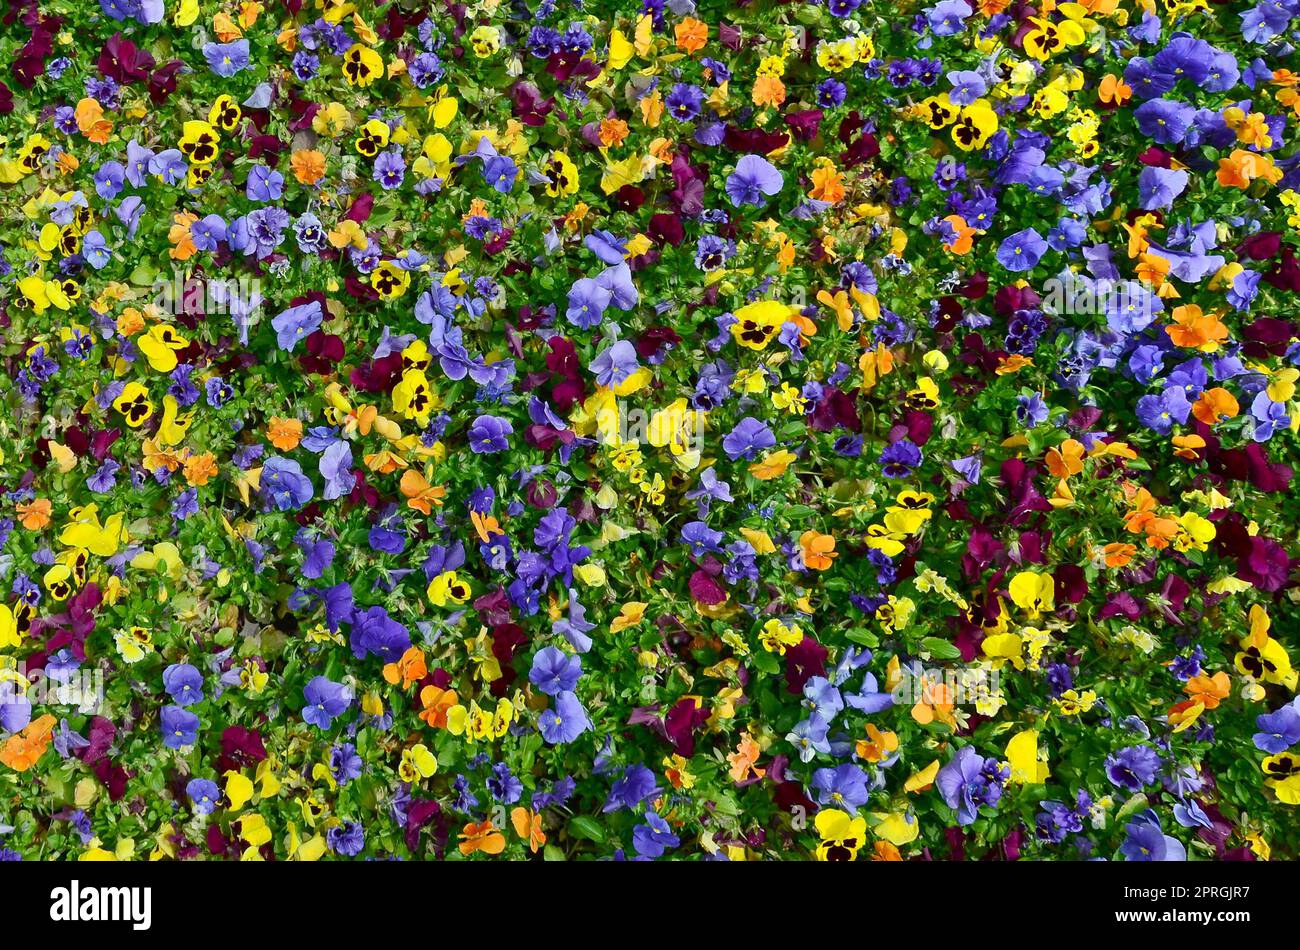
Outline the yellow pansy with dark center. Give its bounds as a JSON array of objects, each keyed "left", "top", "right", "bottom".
[
  {"left": 401, "top": 341, "right": 431, "bottom": 373},
  {"left": 112, "top": 383, "right": 154, "bottom": 427},
  {"left": 44, "top": 564, "right": 72, "bottom": 601},
  {"left": 65, "top": 549, "right": 88, "bottom": 587},
  {"left": 57, "top": 228, "right": 80, "bottom": 256},
  {"left": 14, "top": 603, "right": 34, "bottom": 638},
  {"left": 544, "top": 152, "right": 577, "bottom": 196},
  {"left": 155, "top": 326, "right": 185, "bottom": 349},
  {"left": 1236, "top": 645, "right": 1276, "bottom": 680},
  {"left": 923, "top": 97, "right": 956, "bottom": 128},
  {"left": 371, "top": 261, "right": 410, "bottom": 298},
  {"left": 905, "top": 388, "right": 939, "bottom": 411},
  {"left": 1263, "top": 754, "right": 1300, "bottom": 780},
  {"left": 1035, "top": 25, "right": 1061, "bottom": 54},
  {"left": 179, "top": 120, "right": 221, "bottom": 165},
  {"left": 953, "top": 116, "right": 980, "bottom": 147},
  {"left": 895, "top": 490, "right": 935, "bottom": 510},
  {"left": 356, "top": 133, "right": 380, "bottom": 157},
  {"left": 189, "top": 139, "right": 216, "bottom": 162},
  {"left": 209, "top": 95, "right": 242, "bottom": 131},
  {"left": 355, "top": 119, "right": 389, "bottom": 157},
  {"left": 20, "top": 139, "right": 49, "bottom": 171},
  {"left": 343, "top": 44, "right": 382, "bottom": 87},
  {"left": 737, "top": 320, "right": 778, "bottom": 348}
]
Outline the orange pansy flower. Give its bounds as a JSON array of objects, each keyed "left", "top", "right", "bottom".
[
  {"left": 996, "top": 354, "right": 1034, "bottom": 375},
  {"left": 183, "top": 452, "right": 218, "bottom": 486},
  {"left": 911, "top": 677, "right": 956, "bottom": 727},
  {"left": 0, "top": 714, "right": 57, "bottom": 772},
  {"left": 855, "top": 723, "right": 899, "bottom": 763},
  {"left": 510, "top": 807, "right": 547, "bottom": 854},
  {"left": 169, "top": 212, "right": 200, "bottom": 261},
  {"left": 268, "top": 417, "right": 303, "bottom": 451},
  {"left": 470, "top": 509, "right": 501, "bottom": 543},
  {"left": 382, "top": 646, "right": 427, "bottom": 690},
  {"left": 799, "top": 530, "right": 837, "bottom": 570},
  {"left": 752, "top": 75, "right": 786, "bottom": 108},
  {"left": 400, "top": 469, "right": 447, "bottom": 515},
  {"left": 1098, "top": 74, "right": 1132, "bottom": 106},
  {"left": 1046, "top": 439, "right": 1085, "bottom": 478},
  {"left": 1171, "top": 434, "right": 1206, "bottom": 460},
  {"left": 1122, "top": 488, "right": 1179, "bottom": 549},
  {"left": 1102, "top": 542, "right": 1137, "bottom": 569},
  {"left": 1191, "top": 387, "right": 1239, "bottom": 425},
  {"left": 16, "top": 498, "right": 53, "bottom": 531},
  {"left": 727, "top": 732, "right": 765, "bottom": 784},
  {"left": 290, "top": 149, "right": 326, "bottom": 185},
  {"left": 75, "top": 98, "right": 113, "bottom": 144},
  {"left": 1217, "top": 149, "right": 1282, "bottom": 189},
  {"left": 809, "top": 163, "right": 846, "bottom": 204},
  {"left": 458, "top": 820, "right": 506, "bottom": 856},
  {"left": 418, "top": 684, "right": 459, "bottom": 729},
  {"left": 859, "top": 343, "right": 895, "bottom": 390},
  {"left": 750, "top": 449, "right": 796, "bottom": 481},
  {"left": 598, "top": 118, "right": 629, "bottom": 148},
  {"left": 1166, "top": 304, "right": 1229, "bottom": 352},
  {"left": 673, "top": 17, "right": 708, "bottom": 53},
  {"left": 942, "top": 214, "right": 977, "bottom": 255},
  {"left": 872, "top": 841, "right": 904, "bottom": 860},
  {"left": 1186, "top": 671, "right": 1231, "bottom": 709}
]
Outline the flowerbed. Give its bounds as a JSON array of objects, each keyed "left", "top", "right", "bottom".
[{"left": 1, "top": 0, "right": 1299, "bottom": 861}]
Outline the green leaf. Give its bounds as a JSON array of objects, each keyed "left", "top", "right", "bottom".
[
  {"left": 1116, "top": 793, "right": 1149, "bottom": 821},
  {"left": 920, "top": 637, "right": 962, "bottom": 660},
  {"left": 567, "top": 816, "right": 605, "bottom": 843},
  {"left": 846, "top": 628, "right": 879, "bottom": 648}
]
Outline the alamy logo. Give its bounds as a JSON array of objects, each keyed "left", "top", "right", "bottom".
[
  {"left": 147, "top": 271, "right": 263, "bottom": 317},
  {"left": 49, "top": 881, "right": 152, "bottom": 931},
  {"left": 1, "top": 661, "right": 103, "bottom": 714}
]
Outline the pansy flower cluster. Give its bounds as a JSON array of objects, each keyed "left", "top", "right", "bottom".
[{"left": 0, "top": 0, "right": 1299, "bottom": 861}]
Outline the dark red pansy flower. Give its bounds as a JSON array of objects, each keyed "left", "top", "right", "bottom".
[
  {"left": 148, "top": 59, "right": 184, "bottom": 104},
  {"left": 784, "top": 636, "right": 828, "bottom": 694},
  {"left": 688, "top": 568, "right": 726, "bottom": 605},
  {"left": 404, "top": 799, "right": 445, "bottom": 854},
  {"left": 300, "top": 330, "right": 345, "bottom": 374},
  {"left": 77, "top": 717, "right": 116, "bottom": 766},
  {"left": 809, "top": 387, "right": 862, "bottom": 433},
  {"left": 351, "top": 351, "right": 404, "bottom": 393},
  {"left": 724, "top": 125, "right": 788, "bottom": 154},
  {"left": 510, "top": 81, "right": 554, "bottom": 126},
  {"left": 1097, "top": 592, "right": 1143, "bottom": 621},
  {"left": 664, "top": 698, "right": 709, "bottom": 757},
  {"left": 784, "top": 108, "right": 823, "bottom": 141},
  {"left": 218, "top": 725, "right": 267, "bottom": 772},
  {"left": 1264, "top": 245, "right": 1300, "bottom": 292},
  {"left": 649, "top": 212, "right": 685, "bottom": 246},
  {"left": 473, "top": 587, "right": 513, "bottom": 627},
  {"left": 97, "top": 32, "right": 155, "bottom": 85},
  {"left": 1053, "top": 563, "right": 1088, "bottom": 603},
  {"left": 1238, "top": 231, "right": 1281, "bottom": 260}
]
